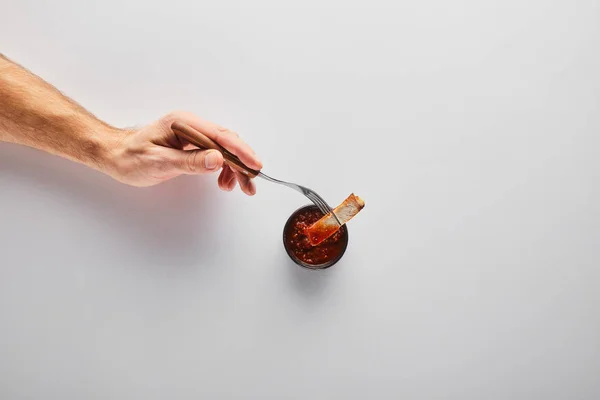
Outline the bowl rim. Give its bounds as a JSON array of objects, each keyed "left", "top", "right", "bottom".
[{"left": 282, "top": 204, "right": 349, "bottom": 270}]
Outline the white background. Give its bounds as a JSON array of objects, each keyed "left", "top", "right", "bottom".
[{"left": 1, "top": 0, "right": 599, "bottom": 398}]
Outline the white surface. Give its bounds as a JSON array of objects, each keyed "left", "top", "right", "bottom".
[{"left": 1, "top": 0, "right": 599, "bottom": 398}]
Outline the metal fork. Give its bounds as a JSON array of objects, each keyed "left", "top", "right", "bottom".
[
  {"left": 257, "top": 172, "right": 340, "bottom": 223},
  {"left": 171, "top": 122, "right": 341, "bottom": 225}
]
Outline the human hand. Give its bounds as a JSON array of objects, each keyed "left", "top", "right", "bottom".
[
  {"left": 0, "top": 56, "right": 262, "bottom": 191},
  {"left": 107, "top": 111, "right": 263, "bottom": 194}
]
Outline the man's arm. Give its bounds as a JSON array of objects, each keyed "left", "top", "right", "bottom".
[
  {"left": 0, "top": 54, "right": 262, "bottom": 193},
  {"left": 0, "top": 54, "right": 121, "bottom": 172}
]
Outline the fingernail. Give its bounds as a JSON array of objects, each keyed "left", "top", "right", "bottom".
[{"left": 204, "top": 151, "right": 220, "bottom": 170}]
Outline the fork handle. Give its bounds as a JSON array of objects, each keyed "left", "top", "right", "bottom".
[{"left": 171, "top": 121, "right": 260, "bottom": 178}]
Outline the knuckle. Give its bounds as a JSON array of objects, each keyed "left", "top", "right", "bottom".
[
  {"left": 213, "top": 125, "right": 231, "bottom": 139},
  {"left": 160, "top": 110, "right": 189, "bottom": 127},
  {"left": 160, "top": 113, "right": 176, "bottom": 127},
  {"left": 186, "top": 151, "right": 201, "bottom": 172}
]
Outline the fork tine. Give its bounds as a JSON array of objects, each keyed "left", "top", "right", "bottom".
[
  {"left": 313, "top": 192, "right": 343, "bottom": 225},
  {"left": 310, "top": 191, "right": 332, "bottom": 212},
  {"left": 259, "top": 174, "right": 335, "bottom": 215},
  {"left": 305, "top": 193, "right": 321, "bottom": 209},
  {"left": 306, "top": 193, "right": 329, "bottom": 215},
  {"left": 305, "top": 192, "right": 321, "bottom": 209}
]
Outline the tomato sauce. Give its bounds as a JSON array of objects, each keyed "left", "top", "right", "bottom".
[{"left": 284, "top": 207, "right": 347, "bottom": 266}]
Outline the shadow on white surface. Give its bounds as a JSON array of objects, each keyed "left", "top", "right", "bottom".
[
  {"left": 0, "top": 143, "right": 220, "bottom": 268},
  {"left": 283, "top": 252, "right": 335, "bottom": 300}
]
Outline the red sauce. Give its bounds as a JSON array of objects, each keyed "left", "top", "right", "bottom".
[{"left": 284, "top": 208, "right": 347, "bottom": 266}]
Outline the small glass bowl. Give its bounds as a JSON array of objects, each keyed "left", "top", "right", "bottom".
[{"left": 283, "top": 204, "right": 349, "bottom": 270}]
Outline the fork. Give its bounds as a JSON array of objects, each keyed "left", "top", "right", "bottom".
[{"left": 171, "top": 122, "right": 341, "bottom": 225}]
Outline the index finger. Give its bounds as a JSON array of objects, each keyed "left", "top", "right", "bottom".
[{"left": 164, "top": 111, "right": 263, "bottom": 170}]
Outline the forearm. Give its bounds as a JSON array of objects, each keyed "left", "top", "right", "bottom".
[{"left": 0, "top": 54, "right": 122, "bottom": 173}]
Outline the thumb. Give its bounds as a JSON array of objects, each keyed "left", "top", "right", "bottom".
[{"left": 178, "top": 149, "right": 224, "bottom": 174}]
